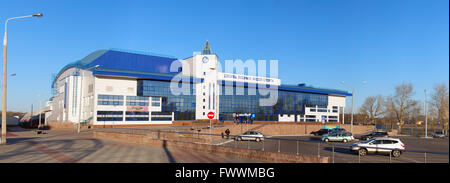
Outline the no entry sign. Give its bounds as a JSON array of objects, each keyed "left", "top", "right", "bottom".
[{"left": 207, "top": 112, "right": 215, "bottom": 119}]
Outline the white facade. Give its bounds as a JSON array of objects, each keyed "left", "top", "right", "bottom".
[
  {"left": 49, "top": 71, "right": 172, "bottom": 126},
  {"left": 301, "top": 95, "right": 346, "bottom": 123},
  {"left": 48, "top": 46, "right": 348, "bottom": 125}
]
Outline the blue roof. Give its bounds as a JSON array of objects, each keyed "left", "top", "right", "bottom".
[
  {"left": 279, "top": 85, "right": 352, "bottom": 96},
  {"left": 93, "top": 69, "right": 203, "bottom": 83},
  {"left": 217, "top": 80, "right": 352, "bottom": 96},
  {"left": 53, "top": 49, "right": 180, "bottom": 84}
]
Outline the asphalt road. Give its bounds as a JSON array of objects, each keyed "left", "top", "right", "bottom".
[
  {"left": 221, "top": 135, "right": 449, "bottom": 163},
  {"left": 0, "top": 127, "right": 260, "bottom": 163}
]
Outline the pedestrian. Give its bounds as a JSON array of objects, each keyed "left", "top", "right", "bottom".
[
  {"left": 221, "top": 132, "right": 224, "bottom": 139},
  {"left": 225, "top": 128, "right": 230, "bottom": 139}
]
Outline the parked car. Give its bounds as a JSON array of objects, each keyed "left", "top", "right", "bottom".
[
  {"left": 235, "top": 131, "right": 265, "bottom": 142},
  {"left": 321, "top": 132, "right": 354, "bottom": 143},
  {"left": 360, "top": 131, "right": 388, "bottom": 140},
  {"left": 350, "top": 137, "right": 405, "bottom": 158},
  {"left": 433, "top": 131, "right": 446, "bottom": 138},
  {"left": 328, "top": 128, "right": 347, "bottom": 134},
  {"left": 310, "top": 129, "right": 331, "bottom": 136}
]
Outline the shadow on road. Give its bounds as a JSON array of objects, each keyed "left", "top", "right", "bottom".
[
  {"left": 162, "top": 140, "right": 176, "bottom": 163},
  {"left": 308, "top": 136, "right": 322, "bottom": 142},
  {"left": 4, "top": 137, "right": 41, "bottom": 145},
  {"left": 4, "top": 126, "right": 34, "bottom": 132},
  {"left": 323, "top": 146, "right": 354, "bottom": 155}
]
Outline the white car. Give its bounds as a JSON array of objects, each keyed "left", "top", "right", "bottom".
[
  {"left": 433, "top": 131, "right": 446, "bottom": 138},
  {"left": 350, "top": 137, "right": 405, "bottom": 158},
  {"left": 235, "top": 131, "right": 265, "bottom": 142}
]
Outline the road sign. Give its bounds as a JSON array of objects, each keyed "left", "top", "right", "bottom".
[{"left": 207, "top": 112, "right": 215, "bottom": 119}]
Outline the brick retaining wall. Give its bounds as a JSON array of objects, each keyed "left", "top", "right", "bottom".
[
  {"left": 93, "top": 131, "right": 328, "bottom": 163},
  {"left": 208, "top": 123, "right": 376, "bottom": 137},
  {"left": 46, "top": 122, "right": 76, "bottom": 129}
]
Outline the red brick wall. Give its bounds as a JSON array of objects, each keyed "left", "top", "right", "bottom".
[
  {"left": 208, "top": 123, "right": 376, "bottom": 137},
  {"left": 94, "top": 131, "right": 328, "bottom": 163},
  {"left": 46, "top": 122, "right": 76, "bottom": 129}
]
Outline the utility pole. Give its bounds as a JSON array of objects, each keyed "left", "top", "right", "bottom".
[
  {"left": 38, "top": 97, "right": 42, "bottom": 129},
  {"left": 2, "top": 13, "right": 43, "bottom": 145},
  {"left": 340, "top": 81, "right": 367, "bottom": 134},
  {"left": 31, "top": 104, "right": 33, "bottom": 128},
  {"left": 424, "top": 89, "right": 428, "bottom": 138}
]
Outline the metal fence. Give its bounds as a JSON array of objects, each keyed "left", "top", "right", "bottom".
[{"left": 93, "top": 127, "right": 449, "bottom": 163}]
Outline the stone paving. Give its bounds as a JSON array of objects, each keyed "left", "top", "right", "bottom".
[{"left": 0, "top": 126, "right": 260, "bottom": 163}]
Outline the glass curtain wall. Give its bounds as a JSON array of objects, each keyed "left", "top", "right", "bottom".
[{"left": 138, "top": 80, "right": 196, "bottom": 120}]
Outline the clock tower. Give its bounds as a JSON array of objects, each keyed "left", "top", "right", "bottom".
[{"left": 187, "top": 41, "right": 220, "bottom": 120}]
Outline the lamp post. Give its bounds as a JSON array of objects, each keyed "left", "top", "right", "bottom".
[
  {"left": 2, "top": 13, "right": 43, "bottom": 145},
  {"left": 424, "top": 89, "right": 428, "bottom": 138},
  {"left": 37, "top": 94, "right": 42, "bottom": 130},
  {"left": 340, "top": 81, "right": 367, "bottom": 134},
  {"left": 78, "top": 65, "right": 100, "bottom": 133}
]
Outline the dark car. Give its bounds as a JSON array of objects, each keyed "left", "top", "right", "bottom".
[
  {"left": 310, "top": 129, "right": 331, "bottom": 136},
  {"left": 360, "top": 131, "right": 388, "bottom": 140}
]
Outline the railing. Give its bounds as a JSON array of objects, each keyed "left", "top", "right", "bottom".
[{"left": 93, "top": 127, "right": 449, "bottom": 163}]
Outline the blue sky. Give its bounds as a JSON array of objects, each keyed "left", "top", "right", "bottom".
[{"left": 0, "top": 0, "right": 448, "bottom": 112}]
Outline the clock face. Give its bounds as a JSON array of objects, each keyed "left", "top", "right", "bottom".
[{"left": 202, "top": 56, "right": 209, "bottom": 63}]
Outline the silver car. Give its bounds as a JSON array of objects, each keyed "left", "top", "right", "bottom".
[
  {"left": 350, "top": 137, "right": 405, "bottom": 158},
  {"left": 235, "top": 131, "right": 265, "bottom": 142},
  {"left": 433, "top": 131, "right": 446, "bottom": 138}
]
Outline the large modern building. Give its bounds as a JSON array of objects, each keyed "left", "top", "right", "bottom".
[{"left": 47, "top": 42, "right": 351, "bottom": 126}]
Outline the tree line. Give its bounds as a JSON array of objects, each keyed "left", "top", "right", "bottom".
[{"left": 357, "top": 82, "right": 449, "bottom": 131}]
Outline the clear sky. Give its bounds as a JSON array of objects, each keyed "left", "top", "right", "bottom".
[{"left": 0, "top": 0, "right": 448, "bottom": 112}]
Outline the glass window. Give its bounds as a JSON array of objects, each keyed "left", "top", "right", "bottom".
[
  {"left": 373, "top": 140, "right": 382, "bottom": 144},
  {"left": 98, "top": 94, "right": 125, "bottom": 106}
]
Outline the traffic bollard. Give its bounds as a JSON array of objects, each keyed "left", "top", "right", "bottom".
[
  {"left": 278, "top": 139, "right": 280, "bottom": 153},
  {"left": 358, "top": 151, "right": 361, "bottom": 163},
  {"left": 389, "top": 151, "right": 391, "bottom": 163},
  {"left": 332, "top": 146, "right": 335, "bottom": 163},
  {"left": 296, "top": 140, "right": 299, "bottom": 155},
  {"left": 262, "top": 139, "right": 265, "bottom": 151},
  {"left": 424, "top": 152, "right": 427, "bottom": 163},
  {"left": 317, "top": 143, "right": 320, "bottom": 157}
]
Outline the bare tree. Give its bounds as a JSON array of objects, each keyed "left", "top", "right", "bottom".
[
  {"left": 409, "top": 100, "right": 421, "bottom": 131},
  {"left": 359, "top": 95, "right": 385, "bottom": 124},
  {"left": 385, "top": 82, "right": 416, "bottom": 130},
  {"left": 430, "top": 83, "right": 449, "bottom": 132}
]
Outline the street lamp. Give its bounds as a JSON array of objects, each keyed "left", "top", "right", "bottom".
[
  {"left": 424, "top": 89, "right": 428, "bottom": 138},
  {"left": 78, "top": 65, "right": 100, "bottom": 133},
  {"left": 2, "top": 13, "right": 43, "bottom": 145},
  {"left": 340, "top": 81, "right": 367, "bottom": 134}
]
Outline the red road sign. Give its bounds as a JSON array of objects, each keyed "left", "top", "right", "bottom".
[{"left": 207, "top": 112, "right": 215, "bottom": 119}]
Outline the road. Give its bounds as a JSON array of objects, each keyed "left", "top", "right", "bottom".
[
  {"left": 0, "top": 126, "right": 260, "bottom": 163},
  {"left": 220, "top": 135, "right": 449, "bottom": 163}
]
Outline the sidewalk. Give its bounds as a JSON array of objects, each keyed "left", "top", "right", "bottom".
[{"left": 0, "top": 126, "right": 259, "bottom": 163}]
